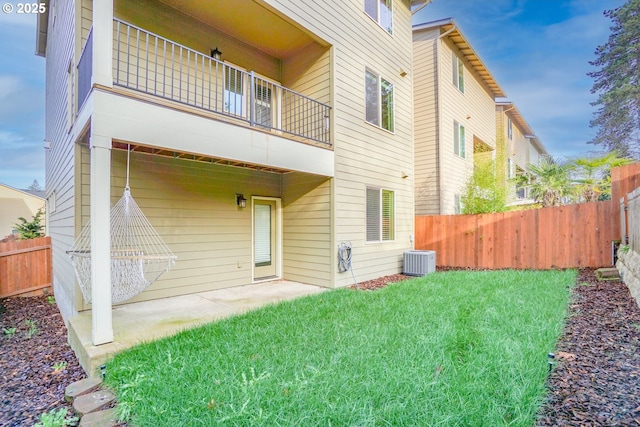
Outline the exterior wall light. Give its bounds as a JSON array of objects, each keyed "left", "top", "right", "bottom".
[
  {"left": 211, "top": 47, "right": 222, "bottom": 61},
  {"left": 236, "top": 194, "right": 247, "bottom": 208}
]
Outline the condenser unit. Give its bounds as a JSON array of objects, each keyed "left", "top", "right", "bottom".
[{"left": 403, "top": 250, "right": 436, "bottom": 276}]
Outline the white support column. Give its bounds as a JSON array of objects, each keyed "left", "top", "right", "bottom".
[
  {"left": 90, "top": 134, "right": 113, "bottom": 345},
  {"left": 92, "top": 0, "right": 114, "bottom": 87}
]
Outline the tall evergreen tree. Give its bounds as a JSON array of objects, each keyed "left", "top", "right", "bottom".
[{"left": 588, "top": 0, "right": 640, "bottom": 157}]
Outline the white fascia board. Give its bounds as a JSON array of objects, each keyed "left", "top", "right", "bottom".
[{"left": 91, "top": 90, "right": 334, "bottom": 177}]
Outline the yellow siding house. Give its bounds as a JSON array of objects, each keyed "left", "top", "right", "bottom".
[
  {"left": 413, "top": 18, "right": 506, "bottom": 215},
  {"left": 38, "top": 0, "right": 424, "bottom": 365}
]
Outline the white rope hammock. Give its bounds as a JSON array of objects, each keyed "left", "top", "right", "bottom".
[{"left": 68, "top": 146, "right": 177, "bottom": 304}]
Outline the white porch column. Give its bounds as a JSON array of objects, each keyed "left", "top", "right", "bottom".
[
  {"left": 90, "top": 135, "right": 113, "bottom": 345},
  {"left": 92, "top": 0, "right": 113, "bottom": 87}
]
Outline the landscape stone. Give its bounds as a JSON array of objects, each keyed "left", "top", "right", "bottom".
[
  {"left": 65, "top": 377, "right": 103, "bottom": 402},
  {"left": 78, "top": 408, "right": 120, "bottom": 427},
  {"left": 73, "top": 390, "right": 116, "bottom": 416}
]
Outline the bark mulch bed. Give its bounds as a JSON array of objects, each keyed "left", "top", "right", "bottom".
[{"left": 1, "top": 268, "right": 639, "bottom": 426}]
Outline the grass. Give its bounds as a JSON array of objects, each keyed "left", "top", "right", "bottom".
[{"left": 104, "top": 269, "right": 575, "bottom": 426}]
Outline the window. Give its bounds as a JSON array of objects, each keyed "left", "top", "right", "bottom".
[
  {"left": 254, "top": 82, "right": 272, "bottom": 127},
  {"left": 452, "top": 51, "right": 464, "bottom": 93},
  {"left": 224, "top": 67, "right": 244, "bottom": 116},
  {"left": 454, "top": 194, "right": 463, "bottom": 214},
  {"left": 366, "top": 187, "right": 395, "bottom": 242},
  {"left": 364, "top": 0, "right": 393, "bottom": 33},
  {"left": 507, "top": 117, "right": 513, "bottom": 140},
  {"left": 507, "top": 158, "right": 515, "bottom": 179},
  {"left": 47, "top": 191, "right": 57, "bottom": 214},
  {"left": 365, "top": 69, "right": 394, "bottom": 132},
  {"left": 454, "top": 120, "right": 465, "bottom": 158}
]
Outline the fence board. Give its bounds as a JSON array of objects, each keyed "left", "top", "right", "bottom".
[
  {"left": 0, "top": 236, "right": 52, "bottom": 298},
  {"left": 415, "top": 201, "right": 618, "bottom": 269}
]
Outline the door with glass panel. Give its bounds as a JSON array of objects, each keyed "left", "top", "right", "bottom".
[{"left": 253, "top": 199, "right": 277, "bottom": 279}]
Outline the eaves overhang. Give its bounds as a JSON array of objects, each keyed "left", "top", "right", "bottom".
[
  {"left": 414, "top": 18, "right": 507, "bottom": 98},
  {"left": 35, "top": 0, "right": 50, "bottom": 57},
  {"left": 496, "top": 101, "right": 549, "bottom": 156}
]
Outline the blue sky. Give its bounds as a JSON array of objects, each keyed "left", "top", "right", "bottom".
[
  {"left": 0, "top": 0, "right": 626, "bottom": 190},
  {"left": 413, "top": 0, "right": 625, "bottom": 159}
]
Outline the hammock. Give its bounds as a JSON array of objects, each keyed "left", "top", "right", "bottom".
[{"left": 68, "top": 147, "right": 177, "bottom": 304}]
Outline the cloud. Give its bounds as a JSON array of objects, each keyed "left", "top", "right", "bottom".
[{"left": 0, "top": 130, "right": 45, "bottom": 188}]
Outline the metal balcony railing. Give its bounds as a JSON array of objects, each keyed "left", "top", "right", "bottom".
[{"left": 112, "top": 19, "right": 331, "bottom": 145}]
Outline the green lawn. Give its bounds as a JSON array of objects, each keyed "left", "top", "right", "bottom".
[{"left": 104, "top": 269, "right": 575, "bottom": 426}]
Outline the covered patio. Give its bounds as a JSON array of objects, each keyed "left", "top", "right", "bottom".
[{"left": 67, "top": 280, "right": 327, "bottom": 375}]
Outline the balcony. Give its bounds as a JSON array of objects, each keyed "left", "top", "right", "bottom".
[{"left": 78, "top": 18, "right": 331, "bottom": 147}]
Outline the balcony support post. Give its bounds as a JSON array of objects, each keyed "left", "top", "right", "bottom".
[
  {"left": 249, "top": 71, "right": 255, "bottom": 127},
  {"left": 89, "top": 133, "right": 113, "bottom": 346},
  {"left": 92, "top": 0, "right": 114, "bottom": 87}
]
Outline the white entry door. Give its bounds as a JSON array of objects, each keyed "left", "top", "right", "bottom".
[{"left": 253, "top": 199, "right": 278, "bottom": 280}]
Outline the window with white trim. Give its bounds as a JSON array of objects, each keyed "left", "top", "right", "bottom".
[
  {"left": 454, "top": 194, "right": 463, "bottom": 214},
  {"left": 454, "top": 120, "right": 465, "bottom": 158},
  {"left": 507, "top": 117, "right": 513, "bottom": 140},
  {"left": 452, "top": 51, "right": 464, "bottom": 93},
  {"left": 366, "top": 187, "right": 395, "bottom": 242},
  {"left": 365, "top": 68, "right": 394, "bottom": 132},
  {"left": 507, "top": 158, "right": 515, "bottom": 179},
  {"left": 224, "top": 66, "right": 244, "bottom": 116},
  {"left": 364, "top": 0, "right": 393, "bottom": 34}
]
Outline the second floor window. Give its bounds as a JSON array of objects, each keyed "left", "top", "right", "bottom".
[
  {"left": 452, "top": 52, "right": 464, "bottom": 93},
  {"left": 507, "top": 117, "right": 513, "bottom": 140},
  {"left": 365, "top": 69, "right": 394, "bottom": 132},
  {"left": 365, "top": 0, "right": 392, "bottom": 33},
  {"left": 454, "top": 120, "right": 465, "bottom": 158}
]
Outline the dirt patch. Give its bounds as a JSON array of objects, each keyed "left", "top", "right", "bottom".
[
  {"left": 0, "top": 296, "right": 85, "bottom": 427},
  {"left": 2, "top": 269, "right": 639, "bottom": 426},
  {"left": 536, "top": 269, "right": 640, "bottom": 426}
]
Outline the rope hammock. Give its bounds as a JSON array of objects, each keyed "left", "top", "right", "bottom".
[{"left": 68, "top": 146, "right": 177, "bottom": 304}]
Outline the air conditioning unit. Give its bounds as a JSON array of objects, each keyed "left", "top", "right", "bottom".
[{"left": 403, "top": 250, "right": 436, "bottom": 276}]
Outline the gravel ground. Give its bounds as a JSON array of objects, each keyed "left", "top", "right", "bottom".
[{"left": 1, "top": 268, "right": 639, "bottom": 426}]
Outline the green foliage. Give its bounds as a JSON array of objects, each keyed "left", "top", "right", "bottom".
[
  {"left": 33, "top": 408, "right": 78, "bottom": 427},
  {"left": 24, "top": 319, "right": 38, "bottom": 338},
  {"left": 588, "top": 0, "right": 640, "bottom": 156},
  {"left": 461, "top": 158, "right": 507, "bottom": 214},
  {"left": 520, "top": 156, "right": 574, "bottom": 207},
  {"left": 52, "top": 361, "right": 67, "bottom": 372},
  {"left": 47, "top": 296, "right": 56, "bottom": 305},
  {"left": 571, "top": 150, "right": 634, "bottom": 202},
  {"left": 14, "top": 208, "right": 44, "bottom": 240},
  {"left": 3, "top": 327, "right": 17, "bottom": 338},
  {"left": 105, "top": 270, "right": 574, "bottom": 426}
]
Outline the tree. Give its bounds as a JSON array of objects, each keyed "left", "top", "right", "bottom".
[
  {"left": 27, "top": 179, "right": 43, "bottom": 192},
  {"left": 571, "top": 150, "right": 634, "bottom": 202},
  {"left": 520, "top": 156, "right": 574, "bottom": 208},
  {"left": 461, "top": 158, "right": 507, "bottom": 214},
  {"left": 588, "top": 0, "right": 640, "bottom": 157},
  {"left": 14, "top": 209, "right": 45, "bottom": 239}
]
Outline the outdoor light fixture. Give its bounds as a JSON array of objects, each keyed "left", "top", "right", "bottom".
[
  {"left": 236, "top": 194, "right": 247, "bottom": 208},
  {"left": 211, "top": 47, "right": 222, "bottom": 60}
]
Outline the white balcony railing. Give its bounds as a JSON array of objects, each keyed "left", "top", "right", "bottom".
[{"left": 111, "top": 19, "right": 331, "bottom": 146}]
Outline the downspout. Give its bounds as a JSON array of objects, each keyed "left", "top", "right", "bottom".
[{"left": 436, "top": 24, "right": 456, "bottom": 213}]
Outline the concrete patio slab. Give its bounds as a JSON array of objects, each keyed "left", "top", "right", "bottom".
[{"left": 68, "top": 280, "right": 327, "bottom": 375}]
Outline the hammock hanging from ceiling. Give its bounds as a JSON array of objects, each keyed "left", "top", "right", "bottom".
[{"left": 67, "top": 145, "right": 177, "bottom": 304}]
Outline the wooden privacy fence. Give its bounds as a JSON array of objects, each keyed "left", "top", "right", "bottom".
[
  {"left": 415, "top": 201, "right": 618, "bottom": 269},
  {"left": 0, "top": 236, "right": 52, "bottom": 298}
]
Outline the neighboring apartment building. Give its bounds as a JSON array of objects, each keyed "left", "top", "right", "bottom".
[
  {"left": 0, "top": 183, "right": 45, "bottom": 239},
  {"left": 413, "top": 18, "right": 507, "bottom": 215},
  {"left": 38, "top": 0, "right": 423, "bottom": 349},
  {"left": 496, "top": 101, "right": 548, "bottom": 204}
]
